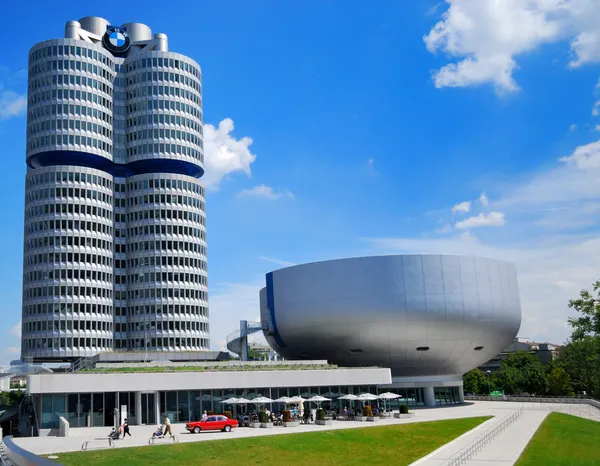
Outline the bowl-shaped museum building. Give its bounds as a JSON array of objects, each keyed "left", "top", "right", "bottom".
[{"left": 260, "top": 254, "right": 521, "bottom": 406}]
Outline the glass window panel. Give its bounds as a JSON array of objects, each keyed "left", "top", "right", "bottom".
[
  {"left": 92, "top": 393, "right": 103, "bottom": 426},
  {"left": 53, "top": 394, "right": 66, "bottom": 429}
]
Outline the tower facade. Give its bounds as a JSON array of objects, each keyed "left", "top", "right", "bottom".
[{"left": 22, "top": 17, "right": 208, "bottom": 361}]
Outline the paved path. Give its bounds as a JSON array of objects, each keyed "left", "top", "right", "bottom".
[
  {"left": 12, "top": 400, "right": 600, "bottom": 462},
  {"left": 411, "top": 410, "right": 549, "bottom": 466}
]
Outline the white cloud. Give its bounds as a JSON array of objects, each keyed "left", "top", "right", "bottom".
[
  {"left": 559, "top": 139, "right": 600, "bottom": 169},
  {"left": 569, "top": 123, "right": 578, "bottom": 132},
  {"left": 424, "top": 0, "right": 600, "bottom": 92},
  {"left": 10, "top": 322, "right": 21, "bottom": 338},
  {"left": 479, "top": 192, "right": 489, "bottom": 207},
  {"left": 0, "top": 91, "right": 26, "bottom": 120},
  {"left": 452, "top": 200, "right": 471, "bottom": 214},
  {"left": 258, "top": 256, "right": 297, "bottom": 267},
  {"left": 202, "top": 118, "right": 257, "bottom": 189},
  {"left": 0, "top": 68, "right": 27, "bottom": 120},
  {"left": 238, "top": 185, "right": 294, "bottom": 200},
  {"left": 593, "top": 101, "right": 600, "bottom": 117},
  {"left": 368, "top": 158, "right": 375, "bottom": 166},
  {"left": 455, "top": 211, "right": 506, "bottom": 229}
]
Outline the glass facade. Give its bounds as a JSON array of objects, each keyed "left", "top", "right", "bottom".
[
  {"left": 434, "top": 387, "right": 462, "bottom": 405},
  {"left": 36, "top": 385, "right": 462, "bottom": 429}
]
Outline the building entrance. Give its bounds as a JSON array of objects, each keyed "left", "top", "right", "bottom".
[{"left": 141, "top": 392, "right": 156, "bottom": 425}]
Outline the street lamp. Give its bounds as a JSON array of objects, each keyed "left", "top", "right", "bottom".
[{"left": 486, "top": 370, "right": 491, "bottom": 395}]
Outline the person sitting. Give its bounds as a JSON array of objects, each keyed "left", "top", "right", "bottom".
[
  {"left": 153, "top": 425, "right": 164, "bottom": 438},
  {"left": 372, "top": 406, "right": 379, "bottom": 416}
]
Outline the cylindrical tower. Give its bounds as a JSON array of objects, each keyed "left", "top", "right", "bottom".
[
  {"left": 22, "top": 166, "right": 114, "bottom": 359},
  {"left": 22, "top": 17, "right": 208, "bottom": 361}
]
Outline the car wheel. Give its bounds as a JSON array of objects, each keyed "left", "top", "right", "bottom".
[
  {"left": 224, "top": 425, "right": 231, "bottom": 432},
  {"left": 193, "top": 426, "right": 200, "bottom": 434}
]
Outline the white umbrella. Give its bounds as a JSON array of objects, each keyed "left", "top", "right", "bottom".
[
  {"left": 306, "top": 395, "right": 332, "bottom": 408},
  {"left": 233, "top": 397, "right": 251, "bottom": 404},
  {"left": 220, "top": 397, "right": 239, "bottom": 404},
  {"left": 338, "top": 394, "right": 358, "bottom": 412},
  {"left": 251, "top": 396, "right": 273, "bottom": 404},
  {"left": 289, "top": 396, "right": 306, "bottom": 416},
  {"left": 356, "top": 393, "right": 378, "bottom": 403},
  {"left": 377, "top": 392, "right": 402, "bottom": 413},
  {"left": 377, "top": 392, "right": 402, "bottom": 400},
  {"left": 273, "top": 396, "right": 292, "bottom": 403}
]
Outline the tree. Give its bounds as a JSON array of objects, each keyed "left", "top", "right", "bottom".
[
  {"left": 497, "top": 351, "right": 548, "bottom": 394},
  {"left": 559, "top": 280, "right": 600, "bottom": 398},
  {"left": 556, "top": 337, "right": 600, "bottom": 397},
  {"left": 496, "top": 365, "right": 523, "bottom": 394},
  {"left": 463, "top": 369, "right": 486, "bottom": 394},
  {"left": 568, "top": 280, "right": 600, "bottom": 340},
  {"left": 546, "top": 366, "right": 574, "bottom": 396}
]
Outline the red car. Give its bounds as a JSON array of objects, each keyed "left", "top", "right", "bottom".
[{"left": 186, "top": 415, "right": 238, "bottom": 433}]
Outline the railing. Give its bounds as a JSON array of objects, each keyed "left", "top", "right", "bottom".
[
  {"left": 226, "top": 322, "right": 267, "bottom": 355},
  {"left": 1, "top": 436, "right": 58, "bottom": 465},
  {"left": 71, "top": 357, "right": 95, "bottom": 373},
  {"left": 0, "top": 429, "right": 12, "bottom": 466},
  {"left": 445, "top": 408, "right": 524, "bottom": 466}
]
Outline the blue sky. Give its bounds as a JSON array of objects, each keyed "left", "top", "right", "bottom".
[{"left": 2, "top": 0, "right": 600, "bottom": 362}]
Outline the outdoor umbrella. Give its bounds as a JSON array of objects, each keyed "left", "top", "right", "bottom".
[
  {"left": 377, "top": 392, "right": 402, "bottom": 413},
  {"left": 289, "top": 396, "right": 306, "bottom": 416},
  {"left": 306, "top": 395, "right": 332, "bottom": 408},
  {"left": 220, "top": 397, "right": 240, "bottom": 404},
  {"left": 250, "top": 396, "right": 273, "bottom": 409},
  {"left": 337, "top": 394, "right": 358, "bottom": 411}
]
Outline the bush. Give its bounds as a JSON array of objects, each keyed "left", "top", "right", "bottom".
[
  {"left": 399, "top": 404, "right": 409, "bottom": 414},
  {"left": 316, "top": 408, "right": 326, "bottom": 421},
  {"left": 224, "top": 410, "right": 233, "bottom": 419},
  {"left": 258, "top": 410, "right": 269, "bottom": 423},
  {"left": 362, "top": 405, "right": 373, "bottom": 417},
  {"left": 282, "top": 410, "right": 292, "bottom": 422}
]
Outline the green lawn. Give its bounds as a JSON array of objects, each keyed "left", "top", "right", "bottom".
[
  {"left": 516, "top": 412, "right": 600, "bottom": 466},
  {"left": 81, "top": 364, "right": 339, "bottom": 373},
  {"left": 52, "top": 417, "right": 490, "bottom": 466}
]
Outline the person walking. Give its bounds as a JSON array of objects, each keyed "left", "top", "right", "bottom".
[
  {"left": 122, "top": 419, "right": 132, "bottom": 438},
  {"left": 163, "top": 415, "right": 173, "bottom": 437}
]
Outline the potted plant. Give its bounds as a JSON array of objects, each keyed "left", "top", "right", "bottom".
[
  {"left": 363, "top": 405, "right": 377, "bottom": 422},
  {"left": 394, "top": 404, "right": 415, "bottom": 418},
  {"left": 282, "top": 409, "right": 299, "bottom": 427},
  {"left": 315, "top": 408, "right": 332, "bottom": 426},
  {"left": 224, "top": 410, "right": 233, "bottom": 420},
  {"left": 259, "top": 410, "right": 272, "bottom": 428},
  {"left": 249, "top": 412, "right": 261, "bottom": 428}
]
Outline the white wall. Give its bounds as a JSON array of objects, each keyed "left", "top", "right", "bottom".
[{"left": 27, "top": 368, "right": 392, "bottom": 394}]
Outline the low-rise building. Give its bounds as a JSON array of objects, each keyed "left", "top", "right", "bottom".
[{"left": 478, "top": 338, "right": 560, "bottom": 372}]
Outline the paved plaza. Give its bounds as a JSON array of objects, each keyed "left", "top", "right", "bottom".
[{"left": 11, "top": 400, "right": 600, "bottom": 465}]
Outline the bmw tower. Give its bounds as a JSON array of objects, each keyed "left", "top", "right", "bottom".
[{"left": 22, "top": 17, "right": 208, "bottom": 361}]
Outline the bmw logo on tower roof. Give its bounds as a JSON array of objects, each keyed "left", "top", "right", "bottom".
[{"left": 102, "top": 25, "right": 130, "bottom": 55}]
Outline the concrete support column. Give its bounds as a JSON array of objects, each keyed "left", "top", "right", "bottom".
[
  {"left": 458, "top": 385, "right": 465, "bottom": 403},
  {"left": 424, "top": 386, "right": 435, "bottom": 407},
  {"left": 134, "top": 392, "right": 142, "bottom": 425},
  {"left": 240, "top": 320, "right": 248, "bottom": 361},
  {"left": 155, "top": 391, "right": 161, "bottom": 425}
]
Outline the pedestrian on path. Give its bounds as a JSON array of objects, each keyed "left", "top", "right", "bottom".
[
  {"left": 122, "top": 419, "right": 132, "bottom": 438},
  {"left": 163, "top": 415, "right": 173, "bottom": 437}
]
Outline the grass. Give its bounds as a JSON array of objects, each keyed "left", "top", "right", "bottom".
[
  {"left": 53, "top": 416, "right": 490, "bottom": 466},
  {"left": 80, "top": 364, "right": 340, "bottom": 373},
  {"left": 516, "top": 412, "right": 600, "bottom": 466}
]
